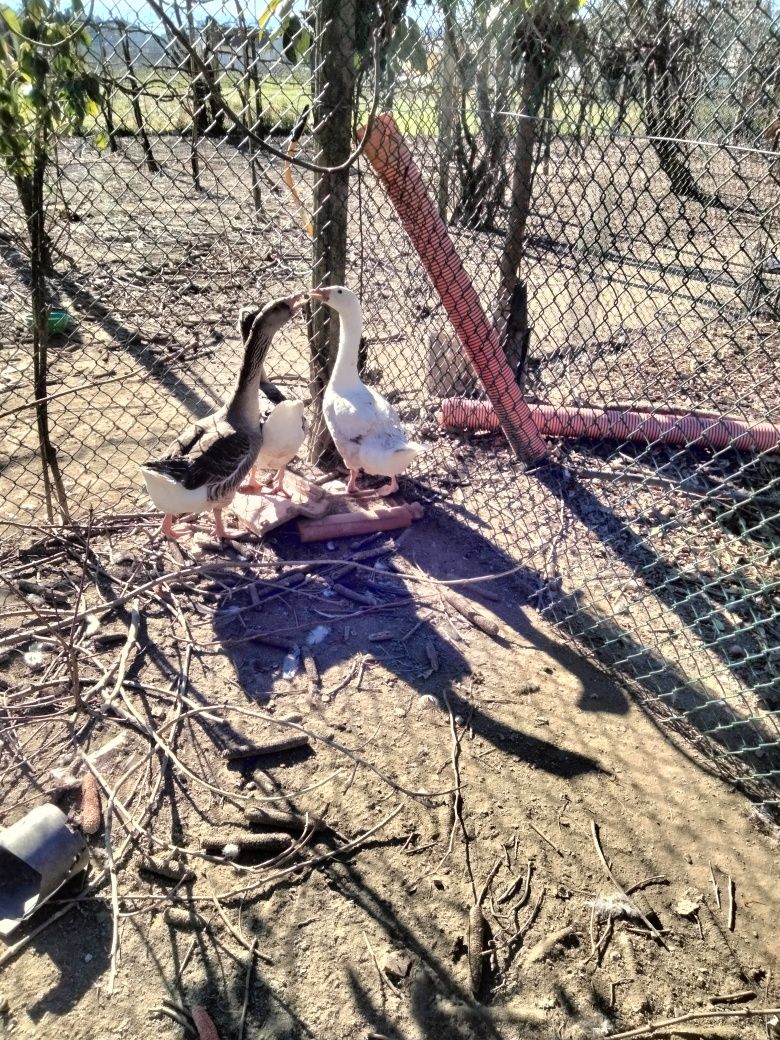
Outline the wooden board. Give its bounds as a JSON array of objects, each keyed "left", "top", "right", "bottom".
[
  {"left": 297, "top": 490, "right": 424, "bottom": 543},
  {"left": 232, "top": 471, "right": 330, "bottom": 539}
]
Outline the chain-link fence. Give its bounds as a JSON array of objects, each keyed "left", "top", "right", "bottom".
[{"left": 1, "top": 0, "right": 778, "bottom": 813}]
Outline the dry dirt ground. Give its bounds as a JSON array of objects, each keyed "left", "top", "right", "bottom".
[
  {"left": 1, "top": 509, "right": 779, "bottom": 1040},
  {"left": 1, "top": 131, "right": 778, "bottom": 1035},
  {"left": 1, "top": 134, "right": 777, "bottom": 745}
]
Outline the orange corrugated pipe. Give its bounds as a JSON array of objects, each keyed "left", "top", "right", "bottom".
[
  {"left": 358, "top": 113, "right": 780, "bottom": 461},
  {"left": 439, "top": 399, "right": 780, "bottom": 454},
  {"left": 357, "top": 113, "right": 549, "bottom": 463}
]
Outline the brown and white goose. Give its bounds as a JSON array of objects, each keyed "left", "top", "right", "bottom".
[{"left": 141, "top": 294, "right": 305, "bottom": 539}]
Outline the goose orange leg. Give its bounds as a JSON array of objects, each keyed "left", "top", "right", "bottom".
[
  {"left": 161, "top": 513, "right": 191, "bottom": 540},
  {"left": 346, "top": 469, "right": 361, "bottom": 494},
  {"left": 239, "top": 465, "right": 261, "bottom": 492},
  {"left": 270, "top": 467, "right": 293, "bottom": 498},
  {"left": 375, "top": 475, "right": 399, "bottom": 497},
  {"left": 213, "top": 507, "right": 245, "bottom": 540}
]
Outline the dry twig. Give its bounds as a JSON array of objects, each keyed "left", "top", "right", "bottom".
[
  {"left": 606, "top": 1006, "right": 780, "bottom": 1040},
  {"left": 238, "top": 939, "right": 258, "bottom": 1040},
  {"left": 591, "top": 820, "right": 669, "bottom": 951}
]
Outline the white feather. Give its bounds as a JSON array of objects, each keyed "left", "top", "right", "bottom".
[
  {"left": 140, "top": 466, "right": 213, "bottom": 515},
  {"left": 254, "top": 400, "right": 306, "bottom": 472},
  {"left": 319, "top": 288, "right": 426, "bottom": 478}
]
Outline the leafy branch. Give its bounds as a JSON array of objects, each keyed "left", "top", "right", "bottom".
[{"left": 0, "top": 0, "right": 102, "bottom": 522}]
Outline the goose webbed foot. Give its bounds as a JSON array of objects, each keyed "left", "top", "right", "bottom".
[
  {"left": 346, "top": 470, "right": 399, "bottom": 498},
  {"left": 374, "top": 475, "right": 399, "bottom": 497},
  {"left": 345, "top": 469, "right": 373, "bottom": 496},
  {"left": 238, "top": 465, "right": 262, "bottom": 493}
]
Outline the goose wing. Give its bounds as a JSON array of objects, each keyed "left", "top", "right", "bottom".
[
  {"left": 163, "top": 407, "right": 227, "bottom": 460},
  {"left": 144, "top": 419, "right": 254, "bottom": 496},
  {"left": 327, "top": 382, "right": 406, "bottom": 446}
]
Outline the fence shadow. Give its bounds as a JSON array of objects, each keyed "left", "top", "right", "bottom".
[{"left": 202, "top": 473, "right": 778, "bottom": 813}]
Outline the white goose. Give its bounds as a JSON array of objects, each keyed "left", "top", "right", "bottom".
[
  {"left": 245, "top": 399, "right": 307, "bottom": 498},
  {"left": 140, "top": 295, "right": 305, "bottom": 539},
  {"left": 309, "top": 286, "right": 424, "bottom": 496}
]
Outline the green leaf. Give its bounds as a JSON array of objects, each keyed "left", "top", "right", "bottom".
[
  {"left": 94, "top": 131, "right": 108, "bottom": 150},
  {"left": 0, "top": 6, "right": 22, "bottom": 35},
  {"left": 258, "top": 0, "right": 293, "bottom": 31},
  {"left": 387, "top": 17, "right": 428, "bottom": 74},
  {"left": 281, "top": 14, "right": 312, "bottom": 62}
]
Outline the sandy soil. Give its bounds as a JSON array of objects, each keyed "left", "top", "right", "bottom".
[
  {"left": 0, "top": 129, "right": 778, "bottom": 1036},
  {"left": 0, "top": 512, "right": 779, "bottom": 1039}
]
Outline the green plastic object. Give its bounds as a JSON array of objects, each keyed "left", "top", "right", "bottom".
[
  {"left": 24, "top": 310, "right": 75, "bottom": 336},
  {"left": 48, "top": 310, "right": 75, "bottom": 335}
]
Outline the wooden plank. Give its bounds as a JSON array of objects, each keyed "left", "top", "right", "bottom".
[
  {"left": 232, "top": 472, "right": 330, "bottom": 538},
  {"left": 297, "top": 501, "right": 424, "bottom": 543}
]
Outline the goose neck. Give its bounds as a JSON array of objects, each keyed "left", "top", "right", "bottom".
[
  {"left": 226, "top": 331, "right": 269, "bottom": 426},
  {"left": 330, "top": 307, "right": 362, "bottom": 387}
]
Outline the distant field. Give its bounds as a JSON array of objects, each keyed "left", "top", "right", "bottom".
[
  {"left": 87, "top": 69, "right": 311, "bottom": 137},
  {"left": 85, "top": 64, "right": 656, "bottom": 143},
  {"left": 84, "top": 64, "right": 755, "bottom": 149}
]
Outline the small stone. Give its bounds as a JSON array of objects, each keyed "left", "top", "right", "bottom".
[
  {"left": 84, "top": 953, "right": 93, "bottom": 963},
  {"left": 0, "top": 993, "right": 9, "bottom": 1014},
  {"left": 417, "top": 694, "right": 440, "bottom": 711},
  {"left": 673, "top": 896, "right": 701, "bottom": 917},
  {"left": 381, "top": 949, "right": 414, "bottom": 982}
]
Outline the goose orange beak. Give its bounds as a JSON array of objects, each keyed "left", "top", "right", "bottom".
[
  {"left": 309, "top": 288, "right": 330, "bottom": 303},
  {"left": 287, "top": 291, "right": 308, "bottom": 314}
]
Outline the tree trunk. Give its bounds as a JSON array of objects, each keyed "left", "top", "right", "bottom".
[
  {"left": 643, "top": 0, "right": 728, "bottom": 210},
  {"left": 612, "top": 72, "right": 629, "bottom": 136},
  {"left": 120, "top": 29, "right": 159, "bottom": 174},
  {"left": 98, "top": 38, "right": 118, "bottom": 153},
  {"left": 496, "top": 55, "right": 546, "bottom": 374},
  {"left": 233, "top": 3, "right": 262, "bottom": 213},
  {"left": 25, "top": 155, "right": 70, "bottom": 523},
  {"left": 436, "top": 22, "right": 457, "bottom": 220},
  {"left": 248, "top": 24, "right": 265, "bottom": 210},
  {"left": 185, "top": 0, "right": 203, "bottom": 189},
  {"left": 16, "top": 174, "right": 53, "bottom": 273},
  {"left": 308, "top": 0, "right": 357, "bottom": 468},
  {"left": 540, "top": 82, "right": 554, "bottom": 177},
  {"left": 204, "top": 21, "right": 226, "bottom": 136}
]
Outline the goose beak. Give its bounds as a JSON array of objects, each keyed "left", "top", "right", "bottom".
[
  {"left": 309, "top": 288, "right": 330, "bottom": 303},
  {"left": 287, "top": 292, "right": 308, "bottom": 315}
]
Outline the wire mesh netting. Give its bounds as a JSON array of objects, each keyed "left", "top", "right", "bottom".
[{"left": 0, "top": 0, "right": 779, "bottom": 814}]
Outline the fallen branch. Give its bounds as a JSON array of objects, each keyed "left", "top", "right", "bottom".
[
  {"left": 164, "top": 702, "right": 450, "bottom": 802},
  {"left": 524, "top": 923, "right": 575, "bottom": 966},
  {"left": 529, "top": 821, "right": 566, "bottom": 857},
  {"left": 0, "top": 556, "right": 528, "bottom": 652},
  {"left": 221, "top": 735, "right": 311, "bottom": 761},
  {"left": 591, "top": 820, "right": 669, "bottom": 951},
  {"left": 238, "top": 939, "right": 257, "bottom": 1040},
  {"left": 441, "top": 588, "right": 502, "bottom": 639},
  {"left": 219, "top": 803, "right": 403, "bottom": 900},
  {"left": 606, "top": 1006, "right": 780, "bottom": 1040}
]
